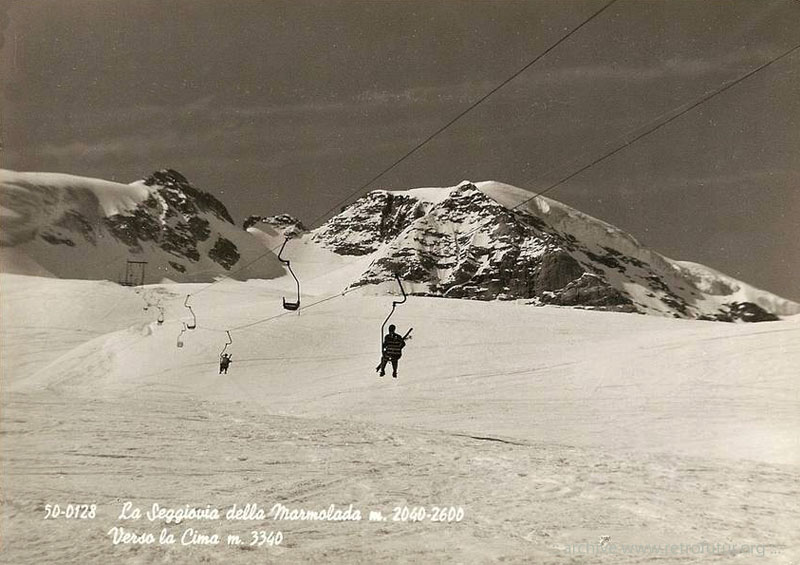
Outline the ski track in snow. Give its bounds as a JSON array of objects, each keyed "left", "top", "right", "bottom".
[{"left": 1, "top": 273, "right": 799, "bottom": 564}]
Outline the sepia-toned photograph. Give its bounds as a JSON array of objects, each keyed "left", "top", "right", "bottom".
[{"left": 1, "top": 0, "right": 798, "bottom": 563}]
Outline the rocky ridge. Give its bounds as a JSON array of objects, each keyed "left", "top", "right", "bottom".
[
  {"left": 0, "top": 168, "right": 282, "bottom": 283},
  {"left": 307, "top": 181, "right": 793, "bottom": 322}
]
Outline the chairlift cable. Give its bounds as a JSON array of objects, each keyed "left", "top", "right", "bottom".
[
  {"left": 162, "top": 6, "right": 800, "bottom": 340},
  {"left": 184, "top": 0, "right": 618, "bottom": 299},
  {"left": 508, "top": 41, "right": 800, "bottom": 213},
  {"left": 451, "top": 42, "right": 800, "bottom": 243},
  {"left": 229, "top": 286, "right": 357, "bottom": 332},
  {"left": 308, "top": 0, "right": 620, "bottom": 226}
]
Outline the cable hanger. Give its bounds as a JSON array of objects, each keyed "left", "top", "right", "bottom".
[
  {"left": 380, "top": 274, "right": 408, "bottom": 350},
  {"left": 219, "top": 330, "right": 233, "bottom": 357}
]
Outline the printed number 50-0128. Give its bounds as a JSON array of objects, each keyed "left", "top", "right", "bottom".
[{"left": 44, "top": 504, "right": 97, "bottom": 519}]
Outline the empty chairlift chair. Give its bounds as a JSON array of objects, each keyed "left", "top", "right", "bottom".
[
  {"left": 177, "top": 323, "right": 188, "bottom": 348},
  {"left": 184, "top": 295, "right": 197, "bottom": 330},
  {"left": 278, "top": 237, "right": 301, "bottom": 311}
]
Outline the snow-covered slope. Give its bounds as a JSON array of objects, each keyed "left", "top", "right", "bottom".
[
  {"left": 0, "top": 169, "right": 283, "bottom": 283},
  {"left": 3, "top": 272, "right": 799, "bottom": 466},
  {"left": 291, "top": 180, "right": 797, "bottom": 322},
  {"left": 3, "top": 273, "right": 799, "bottom": 563}
]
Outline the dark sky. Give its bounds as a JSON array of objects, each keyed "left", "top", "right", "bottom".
[{"left": 2, "top": 0, "right": 799, "bottom": 300}]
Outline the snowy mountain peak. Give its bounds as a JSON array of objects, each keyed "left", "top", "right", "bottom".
[
  {"left": 0, "top": 169, "right": 282, "bottom": 283},
  {"left": 143, "top": 168, "right": 191, "bottom": 187},
  {"left": 307, "top": 180, "right": 798, "bottom": 321},
  {"left": 140, "top": 168, "right": 234, "bottom": 225}
]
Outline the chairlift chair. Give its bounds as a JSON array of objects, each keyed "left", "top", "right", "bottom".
[
  {"left": 177, "top": 323, "right": 188, "bottom": 348},
  {"left": 184, "top": 295, "right": 197, "bottom": 329},
  {"left": 277, "top": 237, "right": 301, "bottom": 311}
]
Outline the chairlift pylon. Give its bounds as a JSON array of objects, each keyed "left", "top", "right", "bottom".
[
  {"left": 277, "top": 237, "right": 301, "bottom": 311},
  {"left": 380, "top": 274, "right": 407, "bottom": 350},
  {"left": 184, "top": 295, "right": 197, "bottom": 330}
]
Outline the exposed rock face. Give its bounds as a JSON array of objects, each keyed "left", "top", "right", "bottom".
[
  {"left": 541, "top": 273, "right": 636, "bottom": 311},
  {"left": 103, "top": 170, "right": 238, "bottom": 271},
  {"left": 349, "top": 184, "right": 554, "bottom": 301},
  {"left": 143, "top": 169, "right": 234, "bottom": 224},
  {"left": 244, "top": 214, "right": 308, "bottom": 239},
  {"left": 535, "top": 251, "right": 585, "bottom": 293},
  {"left": 208, "top": 236, "right": 240, "bottom": 270},
  {"left": 699, "top": 302, "right": 780, "bottom": 323},
  {"left": 327, "top": 183, "right": 607, "bottom": 305},
  {"left": 312, "top": 192, "right": 426, "bottom": 255}
]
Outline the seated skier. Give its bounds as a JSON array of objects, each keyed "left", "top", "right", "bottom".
[
  {"left": 219, "top": 353, "right": 232, "bottom": 374},
  {"left": 376, "top": 324, "right": 407, "bottom": 378}
]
